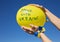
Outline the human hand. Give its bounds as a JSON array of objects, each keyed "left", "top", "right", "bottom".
[
  {"left": 21, "top": 24, "right": 38, "bottom": 34},
  {"left": 28, "top": 4, "right": 52, "bottom": 15},
  {"left": 21, "top": 24, "right": 45, "bottom": 35}
]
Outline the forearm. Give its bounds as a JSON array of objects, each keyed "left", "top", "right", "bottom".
[
  {"left": 40, "top": 33, "right": 52, "bottom": 42},
  {"left": 45, "top": 9, "right": 60, "bottom": 30}
]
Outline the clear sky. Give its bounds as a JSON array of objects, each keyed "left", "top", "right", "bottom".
[{"left": 0, "top": 0, "right": 60, "bottom": 42}]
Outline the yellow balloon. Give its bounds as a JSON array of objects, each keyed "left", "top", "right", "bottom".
[{"left": 16, "top": 5, "right": 46, "bottom": 29}]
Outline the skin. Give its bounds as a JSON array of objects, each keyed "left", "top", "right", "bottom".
[
  {"left": 21, "top": 24, "right": 52, "bottom": 42},
  {"left": 29, "top": 4, "right": 60, "bottom": 30},
  {"left": 21, "top": 4, "right": 60, "bottom": 42},
  {"left": 40, "top": 33, "right": 52, "bottom": 42},
  {"left": 44, "top": 8, "right": 60, "bottom": 30}
]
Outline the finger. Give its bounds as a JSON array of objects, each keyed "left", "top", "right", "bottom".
[
  {"left": 30, "top": 24, "right": 38, "bottom": 32},
  {"left": 21, "top": 26, "right": 32, "bottom": 33},
  {"left": 29, "top": 31, "right": 34, "bottom": 34},
  {"left": 28, "top": 4, "right": 36, "bottom": 5},
  {"left": 28, "top": 4, "right": 45, "bottom": 12},
  {"left": 28, "top": 4, "right": 43, "bottom": 8},
  {"left": 21, "top": 26, "right": 30, "bottom": 31},
  {"left": 30, "top": 24, "right": 38, "bottom": 29},
  {"left": 44, "top": 8, "right": 50, "bottom": 12},
  {"left": 23, "top": 28, "right": 33, "bottom": 34},
  {"left": 21, "top": 26, "right": 34, "bottom": 32},
  {"left": 21, "top": 26, "right": 34, "bottom": 34},
  {"left": 26, "top": 30, "right": 34, "bottom": 34}
]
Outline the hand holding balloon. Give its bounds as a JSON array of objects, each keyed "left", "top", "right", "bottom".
[
  {"left": 21, "top": 24, "right": 45, "bottom": 38},
  {"left": 21, "top": 24, "right": 38, "bottom": 34}
]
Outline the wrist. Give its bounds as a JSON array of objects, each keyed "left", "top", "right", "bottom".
[{"left": 33, "top": 26, "right": 45, "bottom": 38}]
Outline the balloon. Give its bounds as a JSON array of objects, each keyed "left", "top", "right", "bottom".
[{"left": 16, "top": 4, "right": 46, "bottom": 29}]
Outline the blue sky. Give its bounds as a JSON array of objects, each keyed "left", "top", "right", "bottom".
[{"left": 0, "top": 0, "right": 60, "bottom": 42}]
